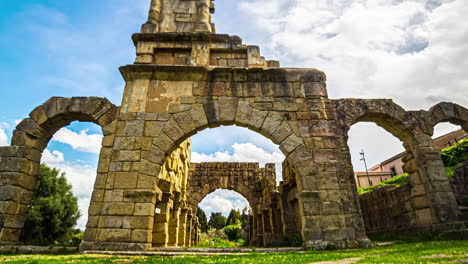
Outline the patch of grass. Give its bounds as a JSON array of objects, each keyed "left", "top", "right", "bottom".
[
  {"left": 195, "top": 237, "right": 242, "bottom": 248},
  {"left": 368, "top": 231, "right": 446, "bottom": 243},
  {"left": 358, "top": 173, "right": 409, "bottom": 194},
  {"left": 1, "top": 240, "right": 467, "bottom": 264}
]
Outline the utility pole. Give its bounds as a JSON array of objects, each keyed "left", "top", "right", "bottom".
[{"left": 360, "top": 149, "right": 372, "bottom": 187}]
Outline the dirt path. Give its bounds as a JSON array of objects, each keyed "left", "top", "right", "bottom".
[{"left": 310, "top": 257, "right": 363, "bottom": 264}]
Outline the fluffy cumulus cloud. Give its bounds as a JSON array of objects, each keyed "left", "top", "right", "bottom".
[
  {"left": 42, "top": 149, "right": 97, "bottom": 230},
  {"left": 192, "top": 142, "right": 285, "bottom": 180},
  {"left": 199, "top": 190, "right": 250, "bottom": 217},
  {"left": 239, "top": 0, "right": 468, "bottom": 110},
  {"left": 52, "top": 128, "right": 103, "bottom": 154}
]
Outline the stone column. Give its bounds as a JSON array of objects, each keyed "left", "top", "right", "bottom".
[
  {"left": 167, "top": 204, "right": 180, "bottom": 247},
  {"left": 0, "top": 146, "right": 38, "bottom": 244},
  {"left": 185, "top": 212, "right": 193, "bottom": 247},
  {"left": 191, "top": 218, "right": 199, "bottom": 246},
  {"left": 177, "top": 208, "right": 188, "bottom": 247},
  {"left": 152, "top": 193, "right": 173, "bottom": 247}
]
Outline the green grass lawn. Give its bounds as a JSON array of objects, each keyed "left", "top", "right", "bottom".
[{"left": 1, "top": 240, "right": 467, "bottom": 264}]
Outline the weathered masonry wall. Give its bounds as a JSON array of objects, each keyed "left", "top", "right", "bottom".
[{"left": 359, "top": 184, "right": 416, "bottom": 234}]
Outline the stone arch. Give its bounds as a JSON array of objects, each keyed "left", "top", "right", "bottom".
[
  {"left": 333, "top": 98, "right": 459, "bottom": 233},
  {"left": 428, "top": 102, "right": 468, "bottom": 134},
  {"left": 0, "top": 97, "right": 119, "bottom": 244},
  {"left": 186, "top": 163, "right": 262, "bottom": 212}
]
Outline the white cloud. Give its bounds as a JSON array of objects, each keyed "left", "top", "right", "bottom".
[
  {"left": 239, "top": 0, "right": 468, "bottom": 109},
  {"left": 51, "top": 128, "right": 103, "bottom": 154},
  {"left": 0, "top": 128, "right": 8, "bottom": 146},
  {"left": 192, "top": 143, "right": 285, "bottom": 181},
  {"left": 41, "top": 149, "right": 65, "bottom": 163},
  {"left": 199, "top": 189, "right": 250, "bottom": 217},
  {"left": 236, "top": 0, "right": 468, "bottom": 171}
]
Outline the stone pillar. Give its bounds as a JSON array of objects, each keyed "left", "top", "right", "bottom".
[
  {"left": 152, "top": 193, "right": 173, "bottom": 247},
  {"left": 177, "top": 208, "right": 188, "bottom": 247},
  {"left": 191, "top": 218, "right": 198, "bottom": 246},
  {"left": 185, "top": 212, "right": 193, "bottom": 247},
  {"left": 0, "top": 146, "right": 39, "bottom": 244},
  {"left": 167, "top": 204, "right": 180, "bottom": 247},
  {"left": 294, "top": 118, "right": 371, "bottom": 249},
  {"left": 404, "top": 144, "right": 459, "bottom": 229}
]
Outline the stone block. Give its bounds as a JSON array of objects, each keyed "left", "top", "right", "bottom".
[
  {"left": 123, "top": 216, "right": 153, "bottom": 229},
  {"left": 174, "top": 112, "right": 196, "bottom": 134},
  {"left": 247, "top": 108, "right": 268, "bottom": 131},
  {"left": 137, "top": 174, "right": 158, "bottom": 189},
  {"left": 261, "top": 111, "right": 283, "bottom": 136},
  {"left": 218, "top": 97, "right": 238, "bottom": 124},
  {"left": 99, "top": 216, "right": 124, "bottom": 228},
  {"left": 97, "top": 229, "right": 131, "bottom": 242},
  {"left": 162, "top": 117, "right": 186, "bottom": 143},
  {"left": 204, "top": 100, "right": 220, "bottom": 126},
  {"left": 114, "top": 172, "right": 138, "bottom": 189},
  {"left": 144, "top": 121, "right": 164, "bottom": 137},
  {"left": 131, "top": 229, "right": 152, "bottom": 243},
  {"left": 107, "top": 202, "right": 134, "bottom": 216},
  {"left": 188, "top": 104, "right": 209, "bottom": 130},
  {"left": 134, "top": 203, "right": 154, "bottom": 216},
  {"left": 123, "top": 120, "right": 145, "bottom": 136}
]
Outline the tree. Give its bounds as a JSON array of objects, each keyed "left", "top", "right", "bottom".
[
  {"left": 240, "top": 207, "right": 251, "bottom": 228},
  {"left": 224, "top": 224, "right": 242, "bottom": 241},
  {"left": 208, "top": 212, "right": 226, "bottom": 230},
  {"left": 197, "top": 207, "right": 209, "bottom": 233},
  {"left": 226, "top": 209, "right": 241, "bottom": 226},
  {"left": 20, "top": 164, "right": 81, "bottom": 245}
]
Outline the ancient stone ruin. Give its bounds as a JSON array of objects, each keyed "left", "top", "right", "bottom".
[{"left": 1, "top": 0, "right": 467, "bottom": 251}]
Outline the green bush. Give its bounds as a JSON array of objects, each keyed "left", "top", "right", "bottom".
[
  {"left": 281, "top": 233, "right": 303, "bottom": 247},
  {"left": 441, "top": 139, "right": 468, "bottom": 167},
  {"left": 224, "top": 224, "right": 242, "bottom": 241}
]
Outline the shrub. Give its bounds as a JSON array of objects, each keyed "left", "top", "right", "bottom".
[
  {"left": 357, "top": 173, "right": 409, "bottom": 194},
  {"left": 281, "top": 233, "right": 303, "bottom": 247},
  {"left": 441, "top": 139, "right": 468, "bottom": 167},
  {"left": 224, "top": 224, "right": 242, "bottom": 241}
]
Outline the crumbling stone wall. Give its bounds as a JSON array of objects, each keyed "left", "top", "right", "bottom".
[{"left": 359, "top": 185, "right": 416, "bottom": 234}]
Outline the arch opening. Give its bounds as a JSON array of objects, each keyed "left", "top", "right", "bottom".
[
  {"left": 19, "top": 121, "right": 103, "bottom": 245},
  {"left": 149, "top": 125, "right": 303, "bottom": 248},
  {"left": 334, "top": 99, "right": 462, "bottom": 237},
  {"left": 0, "top": 97, "right": 118, "bottom": 245}
]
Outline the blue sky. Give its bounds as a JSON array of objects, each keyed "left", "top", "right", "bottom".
[{"left": 0, "top": 0, "right": 467, "bottom": 227}]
